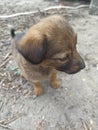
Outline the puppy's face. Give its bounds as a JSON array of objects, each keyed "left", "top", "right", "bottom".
[
  {"left": 11, "top": 15, "right": 85, "bottom": 74},
  {"left": 43, "top": 34, "right": 85, "bottom": 74},
  {"left": 54, "top": 47, "right": 85, "bottom": 74}
]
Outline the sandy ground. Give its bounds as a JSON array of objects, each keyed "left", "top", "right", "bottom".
[{"left": 0, "top": 0, "right": 98, "bottom": 130}]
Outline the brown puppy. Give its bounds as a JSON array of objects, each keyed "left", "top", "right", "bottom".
[{"left": 10, "top": 15, "right": 85, "bottom": 96}]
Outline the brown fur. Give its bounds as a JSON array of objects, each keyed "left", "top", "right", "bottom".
[{"left": 11, "top": 15, "right": 85, "bottom": 96}]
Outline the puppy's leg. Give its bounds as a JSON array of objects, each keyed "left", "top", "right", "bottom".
[
  {"left": 33, "top": 82, "right": 43, "bottom": 96},
  {"left": 50, "top": 71, "right": 59, "bottom": 89}
]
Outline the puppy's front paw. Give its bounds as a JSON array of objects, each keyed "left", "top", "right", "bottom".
[
  {"left": 51, "top": 80, "right": 59, "bottom": 89},
  {"left": 34, "top": 82, "right": 43, "bottom": 96},
  {"left": 50, "top": 72, "right": 59, "bottom": 89}
]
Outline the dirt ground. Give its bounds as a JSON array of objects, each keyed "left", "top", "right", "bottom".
[{"left": 0, "top": 0, "right": 98, "bottom": 130}]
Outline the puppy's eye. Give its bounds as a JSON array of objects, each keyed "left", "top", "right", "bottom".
[
  {"left": 51, "top": 54, "right": 69, "bottom": 62},
  {"left": 58, "top": 56, "right": 68, "bottom": 61},
  {"left": 59, "top": 53, "right": 71, "bottom": 62}
]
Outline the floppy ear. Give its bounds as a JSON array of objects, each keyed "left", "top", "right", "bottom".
[{"left": 18, "top": 35, "right": 47, "bottom": 64}]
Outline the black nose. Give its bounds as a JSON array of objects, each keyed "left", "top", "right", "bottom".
[{"left": 78, "top": 58, "right": 85, "bottom": 70}]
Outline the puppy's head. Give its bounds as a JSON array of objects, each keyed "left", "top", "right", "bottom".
[{"left": 39, "top": 29, "right": 85, "bottom": 74}]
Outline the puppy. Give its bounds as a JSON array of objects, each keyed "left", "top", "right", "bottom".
[{"left": 10, "top": 15, "right": 85, "bottom": 96}]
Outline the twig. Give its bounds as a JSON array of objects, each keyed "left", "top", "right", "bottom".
[
  {"left": 81, "top": 119, "right": 92, "bottom": 130},
  {"left": 0, "top": 10, "right": 37, "bottom": 19},
  {"left": 0, "top": 123, "right": 17, "bottom": 130},
  {"left": 0, "top": 5, "right": 89, "bottom": 19},
  {"left": 0, "top": 52, "right": 11, "bottom": 68},
  {"left": 0, "top": 113, "right": 24, "bottom": 130},
  {"left": 0, "top": 72, "right": 4, "bottom": 77},
  {"left": 0, "top": 113, "right": 23, "bottom": 125},
  {"left": 0, "top": 58, "right": 9, "bottom": 68},
  {"left": 43, "top": 5, "right": 89, "bottom": 11},
  {"left": 6, "top": 71, "right": 12, "bottom": 81},
  {"left": 3, "top": 52, "right": 11, "bottom": 61},
  {"left": 0, "top": 102, "right": 4, "bottom": 111},
  {"left": 37, "top": 8, "right": 43, "bottom": 16},
  {"left": 0, "top": 79, "right": 5, "bottom": 86}
]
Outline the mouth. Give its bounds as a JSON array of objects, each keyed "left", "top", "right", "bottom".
[{"left": 65, "top": 68, "right": 83, "bottom": 74}]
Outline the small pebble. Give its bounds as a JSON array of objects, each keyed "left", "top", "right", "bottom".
[{"left": 82, "top": 78, "right": 86, "bottom": 82}]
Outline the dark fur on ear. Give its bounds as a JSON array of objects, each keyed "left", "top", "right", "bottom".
[
  {"left": 18, "top": 35, "right": 47, "bottom": 64},
  {"left": 10, "top": 28, "right": 16, "bottom": 38}
]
